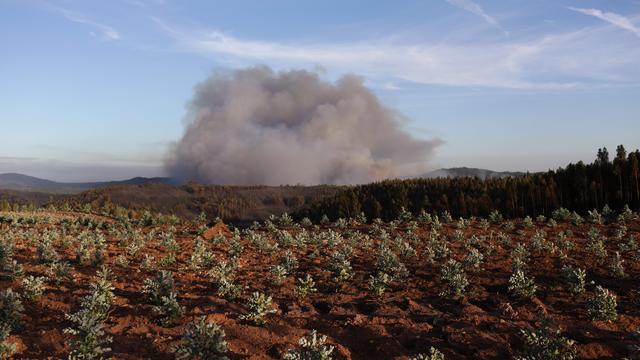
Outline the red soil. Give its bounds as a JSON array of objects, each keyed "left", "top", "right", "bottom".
[{"left": 1, "top": 211, "right": 639, "bottom": 359}]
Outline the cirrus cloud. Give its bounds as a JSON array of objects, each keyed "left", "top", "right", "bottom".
[
  {"left": 568, "top": 7, "right": 640, "bottom": 38},
  {"left": 154, "top": 17, "right": 640, "bottom": 90}
]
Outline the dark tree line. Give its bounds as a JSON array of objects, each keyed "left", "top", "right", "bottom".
[{"left": 297, "top": 145, "right": 640, "bottom": 222}]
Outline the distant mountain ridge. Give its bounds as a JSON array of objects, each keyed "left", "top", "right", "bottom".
[
  {"left": 0, "top": 167, "right": 528, "bottom": 194},
  {"left": 422, "top": 167, "right": 526, "bottom": 180},
  {"left": 0, "top": 173, "right": 176, "bottom": 194}
]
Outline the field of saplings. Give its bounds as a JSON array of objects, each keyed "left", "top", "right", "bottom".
[{"left": 0, "top": 206, "right": 639, "bottom": 359}]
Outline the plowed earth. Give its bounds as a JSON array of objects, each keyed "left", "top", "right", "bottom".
[{"left": 1, "top": 211, "right": 639, "bottom": 359}]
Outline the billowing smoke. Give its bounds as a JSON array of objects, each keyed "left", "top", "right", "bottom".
[{"left": 166, "top": 66, "right": 441, "bottom": 185}]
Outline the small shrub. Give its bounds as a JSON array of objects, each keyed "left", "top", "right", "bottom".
[
  {"left": 463, "top": 248, "right": 484, "bottom": 272},
  {"left": 355, "top": 212, "right": 367, "bottom": 224},
  {"left": 418, "top": 210, "right": 433, "bottom": 223},
  {"left": 620, "top": 204, "right": 635, "bottom": 221},
  {"left": 555, "top": 232, "right": 575, "bottom": 253},
  {"left": 504, "top": 221, "right": 516, "bottom": 231},
  {"left": 143, "top": 270, "right": 176, "bottom": 305},
  {"left": 614, "top": 225, "right": 628, "bottom": 240},
  {"left": 511, "top": 244, "right": 530, "bottom": 272},
  {"left": 368, "top": 272, "right": 391, "bottom": 297},
  {"left": 279, "top": 251, "right": 299, "bottom": 274},
  {"left": 174, "top": 316, "right": 228, "bottom": 360},
  {"left": 75, "top": 238, "right": 91, "bottom": 265},
  {"left": 64, "top": 308, "right": 112, "bottom": 360},
  {"left": 140, "top": 254, "right": 155, "bottom": 271},
  {"left": 283, "top": 329, "right": 335, "bottom": 360},
  {"left": 239, "top": 292, "right": 277, "bottom": 326},
  {"left": 81, "top": 267, "right": 115, "bottom": 320},
  {"left": 279, "top": 212, "right": 294, "bottom": 227},
  {"left": 1, "top": 260, "right": 23, "bottom": 281},
  {"left": 453, "top": 230, "right": 465, "bottom": 243},
  {"left": 397, "top": 240, "right": 417, "bottom": 259},
  {"left": 37, "top": 238, "right": 58, "bottom": 264},
  {"left": 227, "top": 237, "right": 244, "bottom": 259},
  {"left": 152, "top": 292, "right": 185, "bottom": 327},
  {"left": 489, "top": 210, "right": 503, "bottom": 224},
  {"left": 0, "top": 289, "right": 23, "bottom": 330},
  {"left": 431, "top": 216, "right": 442, "bottom": 231},
  {"left": 295, "top": 274, "right": 317, "bottom": 301},
  {"left": 626, "top": 235, "right": 638, "bottom": 251},
  {"left": 587, "top": 286, "right": 617, "bottom": 321},
  {"left": 189, "top": 238, "right": 215, "bottom": 270},
  {"left": 46, "top": 261, "right": 73, "bottom": 286},
  {"left": 585, "top": 239, "right": 607, "bottom": 264},
  {"left": 441, "top": 211, "right": 453, "bottom": 223},
  {"left": 125, "top": 240, "right": 141, "bottom": 257},
  {"left": 217, "top": 279, "right": 243, "bottom": 302},
  {"left": 440, "top": 259, "right": 468, "bottom": 299},
  {"left": 64, "top": 268, "right": 115, "bottom": 360},
  {"left": 629, "top": 328, "right": 640, "bottom": 359},
  {"left": 0, "top": 237, "right": 14, "bottom": 269},
  {"left": 21, "top": 275, "right": 46, "bottom": 301},
  {"left": 0, "top": 324, "right": 16, "bottom": 358},
  {"left": 479, "top": 218, "right": 490, "bottom": 230},
  {"left": 410, "top": 347, "right": 445, "bottom": 360},
  {"left": 601, "top": 205, "right": 614, "bottom": 220},
  {"left": 609, "top": 251, "right": 626, "bottom": 278},
  {"left": 508, "top": 270, "right": 537, "bottom": 298},
  {"left": 434, "top": 241, "right": 450, "bottom": 260},
  {"left": 114, "top": 254, "right": 129, "bottom": 268},
  {"left": 143, "top": 270, "right": 184, "bottom": 325},
  {"left": 375, "top": 245, "right": 408, "bottom": 279},
  {"left": 516, "top": 319, "right": 576, "bottom": 360},
  {"left": 552, "top": 208, "right": 572, "bottom": 221},
  {"left": 588, "top": 210, "right": 603, "bottom": 225},
  {"left": 275, "top": 229, "right": 295, "bottom": 247},
  {"left": 570, "top": 212, "right": 583, "bottom": 225},
  {"left": 91, "top": 234, "right": 107, "bottom": 267},
  {"left": 530, "top": 231, "right": 547, "bottom": 252},
  {"left": 158, "top": 252, "right": 177, "bottom": 268},
  {"left": 269, "top": 265, "right": 288, "bottom": 286},
  {"left": 561, "top": 266, "right": 586, "bottom": 295},
  {"left": 327, "top": 251, "right": 353, "bottom": 284},
  {"left": 209, "top": 261, "right": 238, "bottom": 284},
  {"left": 522, "top": 216, "right": 534, "bottom": 229}
]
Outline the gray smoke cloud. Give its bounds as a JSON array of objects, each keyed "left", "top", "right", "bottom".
[{"left": 166, "top": 66, "right": 441, "bottom": 185}]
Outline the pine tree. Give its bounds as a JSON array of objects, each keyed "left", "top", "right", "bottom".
[
  {"left": 613, "top": 145, "right": 627, "bottom": 203},
  {"left": 630, "top": 151, "right": 639, "bottom": 207}
]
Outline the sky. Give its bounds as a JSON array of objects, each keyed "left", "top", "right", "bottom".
[{"left": 1, "top": 0, "right": 640, "bottom": 182}]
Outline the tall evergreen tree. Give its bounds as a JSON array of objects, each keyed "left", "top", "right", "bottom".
[
  {"left": 630, "top": 151, "right": 640, "bottom": 205},
  {"left": 614, "top": 145, "right": 627, "bottom": 203}
]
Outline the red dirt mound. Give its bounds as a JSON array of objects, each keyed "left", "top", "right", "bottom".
[{"left": 202, "top": 222, "right": 230, "bottom": 240}]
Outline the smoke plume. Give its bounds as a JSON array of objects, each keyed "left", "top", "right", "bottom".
[{"left": 166, "top": 66, "right": 441, "bottom": 185}]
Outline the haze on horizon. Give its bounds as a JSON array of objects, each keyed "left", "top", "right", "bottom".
[{"left": 2, "top": 0, "right": 640, "bottom": 183}]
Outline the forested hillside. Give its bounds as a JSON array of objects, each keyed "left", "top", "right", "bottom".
[{"left": 297, "top": 146, "right": 640, "bottom": 221}]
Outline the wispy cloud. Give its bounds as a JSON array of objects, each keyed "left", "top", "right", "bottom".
[
  {"left": 122, "top": 0, "right": 166, "bottom": 8},
  {"left": 568, "top": 7, "right": 640, "bottom": 38},
  {"left": 153, "top": 18, "right": 640, "bottom": 90},
  {"left": 57, "top": 8, "right": 120, "bottom": 41},
  {"left": 445, "top": 0, "right": 507, "bottom": 34}
]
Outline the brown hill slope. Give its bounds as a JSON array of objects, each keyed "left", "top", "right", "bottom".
[
  {"left": 66, "top": 182, "right": 342, "bottom": 223},
  {"left": 0, "top": 189, "right": 68, "bottom": 208}
]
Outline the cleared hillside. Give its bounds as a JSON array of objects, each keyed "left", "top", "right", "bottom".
[{"left": 64, "top": 182, "right": 342, "bottom": 223}]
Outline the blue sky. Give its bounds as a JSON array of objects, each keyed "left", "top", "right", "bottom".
[{"left": 1, "top": 0, "right": 639, "bottom": 181}]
